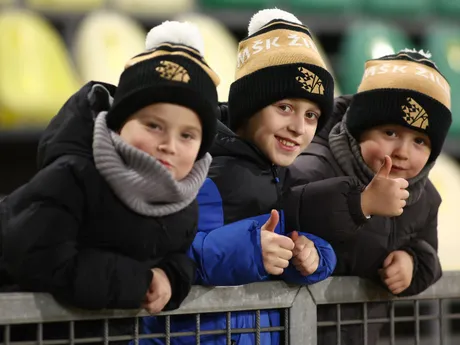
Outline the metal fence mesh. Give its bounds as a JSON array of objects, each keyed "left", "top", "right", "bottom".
[
  {"left": 316, "top": 298, "right": 460, "bottom": 345},
  {"left": 1, "top": 309, "right": 290, "bottom": 345}
]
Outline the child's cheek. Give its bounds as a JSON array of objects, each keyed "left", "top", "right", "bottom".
[{"left": 360, "top": 140, "right": 386, "bottom": 173}]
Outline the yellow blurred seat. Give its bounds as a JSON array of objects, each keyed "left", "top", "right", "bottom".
[
  {"left": 428, "top": 154, "right": 460, "bottom": 271},
  {"left": 175, "top": 13, "right": 238, "bottom": 102},
  {"left": 110, "top": 0, "right": 194, "bottom": 17},
  {"left": 74, "top": 11, "right": 146, "bottom": 86},
  {"left": 0, "top": 9, "right": 80, "bottom": 128},
  {"left": 25, "top": 0, "right": 104, "bottom": 12}
]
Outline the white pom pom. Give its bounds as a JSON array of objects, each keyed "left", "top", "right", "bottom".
[
  {"left": 248, "top": 8, "right": 302, "bottom": 36},
  {"left": 145, "top": 21, "right": 205, "bottom": 55},
  {"left": 400, "top": 48, "right": 432, "bottom": 59}
]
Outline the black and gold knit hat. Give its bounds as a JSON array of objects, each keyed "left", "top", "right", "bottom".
[
  {"left": 347, "top": 49, "right": 452, "bottom": 162},
  {"left": 106, "top": 21, "right": 221, "bottom": 160},
  {"left": 228, "top": 9, "right": 334, "bottom": 132}
]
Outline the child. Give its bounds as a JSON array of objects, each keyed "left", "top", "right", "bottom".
[
  {"left": 287, "top": 49, "right": 452, "bottom": 345},
  {"left": 0, "top": 20, "right": 220, "bottom": 315},
  {"left": 142, "top": 9, "right": 337, "bottom": 345}
]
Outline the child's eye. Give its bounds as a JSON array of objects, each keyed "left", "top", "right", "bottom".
[
  {"left": 147, "top": 122, "right": 160, "bottom": 130},
  {"left": 305, "top": 111, "right": 319, "bottom": 121},
  {"left": 384, "top": 130, "right": 396, "bottom": 137},
  {"left": 182, "top": 133, "right": 194, "bottom": 140},
  {"left": 278, "top": 104, "right": 293, "bottom": 113},
  {"left": 414, "top": 137, "right": 426, "bottom": 145}
]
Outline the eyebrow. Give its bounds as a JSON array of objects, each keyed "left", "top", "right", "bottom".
[
  {"left": 182, "top": 125, "right": 202, "bottom": 134},
  {"left": 307, "top": 107, "right": 321, "bottom": 116},
  {"left": 138, "top": 112, "right": 162, "bottom": 122},
  {"left": 289, "top": 100, "right": 321, "bottom": 115},
  {"left": 138, "top": 111, "right": 201, "bottom": 133}
]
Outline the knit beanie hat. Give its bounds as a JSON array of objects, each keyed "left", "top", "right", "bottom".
[
  {"left": 347, "top": 49, "right": 452, "bottom": 162},
  {"left": 106, "top": 21, "right": 221, "bottom": 160},
  {"left": 228, "top": 8, "right": 334, "bottom": 132}
]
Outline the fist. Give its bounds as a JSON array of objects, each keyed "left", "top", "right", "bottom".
[
  {"left": 379, "top": 250, "right": 414, "bottom": 295},
  {"left": 143, "top": 268, "right": 172, "bottom": 314},
  {"left": 290, "top": 231, "right": 319, "bottom": 276}
]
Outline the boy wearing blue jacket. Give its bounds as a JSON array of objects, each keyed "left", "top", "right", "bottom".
[{"left": 142, "top": 8, "right": 337, "bottom": 345}]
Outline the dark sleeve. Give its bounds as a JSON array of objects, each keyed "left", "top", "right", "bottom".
[
  {"left": 2, "top": 163, "right": 152, "bottom": 310},
  {"left": 154, "top": 213, "right": 197, "bottom": 311},
  {"left": 284, "top": 176, "right": 368, "bottom": 241},
  {"left": 285, "top": 151, "right": 333, "bottom": 188},
  {"left": 396, "top": 201, "right": 442, "bottom": 297}
]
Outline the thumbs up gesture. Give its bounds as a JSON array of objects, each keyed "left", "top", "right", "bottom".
[
  {"left": 361, "top": 156, "right": 410, "bottom": 217},
  {"left": 261, "top": 210, "right": 295, "bottom": 276}
]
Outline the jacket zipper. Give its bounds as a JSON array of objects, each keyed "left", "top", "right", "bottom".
[
  {"left": 270, "top": 164, "right": 284, "bottom": 231},
  {"left": 388, "top": 217, "right": 396, "bottom": 250}
]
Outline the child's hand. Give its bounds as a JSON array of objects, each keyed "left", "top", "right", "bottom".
[
  {"left": 361, "top": 156, "right": 409, "bottom": 217},
  {"left": 261, "top": 210, "right": 295, "bottom": 276},
  {"left": 290, "top": 231, "right": 319, "bottom": 276},
  {"left": 143, "top": 268, "right": 172, "bottom": 314},
  {"left": 379, "top": 250, "right": 414, "bottom": 295}
]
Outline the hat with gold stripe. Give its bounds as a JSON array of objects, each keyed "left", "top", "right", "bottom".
[
  {"left": 347, "top": 49, "right": 452, "bottom": 162},
  {"left": 107, "top": 21, "right": 220, "bottom": 159},
  {"left": 228, "top": 8, "right": 334, "bottom": 132}
]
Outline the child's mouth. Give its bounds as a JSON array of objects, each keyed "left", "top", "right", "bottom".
[{"left": 275, "top": 136, "right": 299, "bottom": 151}]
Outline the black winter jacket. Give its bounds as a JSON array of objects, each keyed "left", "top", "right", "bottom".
[{"left": 0, "top": 82, "right": 197, "bottom": 311}]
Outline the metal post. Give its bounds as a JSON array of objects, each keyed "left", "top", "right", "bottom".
[{"left": 289, "top": 287, "right": 317, "bottom": 345}]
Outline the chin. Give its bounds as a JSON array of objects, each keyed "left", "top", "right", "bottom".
[
  {"left": 390, "top": 172, "right": 407, "bottom": 179},
  {"left": 272, "top": 155, "right": 296, "bottom": 167}
]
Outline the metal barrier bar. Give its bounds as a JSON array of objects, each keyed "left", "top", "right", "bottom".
[
  {"left": 0, "top": 274, "right": 459, "bottom": 345},
  {"left": 0, "top": 281, "right": 300, "bottom": 325},
  {"left": 307, "top": 271, "right": 460, "bottom": 304}
]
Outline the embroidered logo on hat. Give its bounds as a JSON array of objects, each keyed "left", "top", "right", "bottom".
[
  {"left": 402, "top": 97, "right": 429, "bottom": 130},
  {"left": 155, "top": 61, "right": 191, "bottom": 83},
  {"left": 296, "top": 67, "right": 324, "bottom": 95}
]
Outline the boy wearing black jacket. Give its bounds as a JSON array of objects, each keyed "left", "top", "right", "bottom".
[
  {"left": 0, "top": 21, "right": 219, "bottom": 314},
  {"left": 286, "top": 49, "right": 452, "bottom": 345}
]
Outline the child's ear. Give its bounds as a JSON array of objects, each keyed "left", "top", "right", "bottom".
[{"left": 235, "top": 119, "right": 250, "bottom": 137}]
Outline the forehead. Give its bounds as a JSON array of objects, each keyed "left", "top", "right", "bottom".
[{"left": 135, "top": 103, "right": 202, "bottom": 129}]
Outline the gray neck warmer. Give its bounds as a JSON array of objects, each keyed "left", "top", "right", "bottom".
[
  {"left": 329, "top": 114, "right": 433, "bottom": 206},
  {"left": 92, "top": 111, "right": 211, "bottom": 217}
]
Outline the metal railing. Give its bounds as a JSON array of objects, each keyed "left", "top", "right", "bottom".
[{"left": 1, "top": 272, "right": 459, "bottom": 345}]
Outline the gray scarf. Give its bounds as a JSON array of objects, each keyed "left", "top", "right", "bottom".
[
  {"left": 93, "top": 111, "right": 211, "bottom": 217},
  {"left": 329, "top": 114, "right": 434, "bottom": 206}
]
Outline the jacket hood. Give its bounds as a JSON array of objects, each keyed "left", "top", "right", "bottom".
[
  {"left": 37, "top": 81, "right": 116, "bottom": 169},
  {"left": 210, "top": 104, "right": 273, "bottom": 169},
  {"left": 311, "top": 95, "right": 353, "bottom": 146}
]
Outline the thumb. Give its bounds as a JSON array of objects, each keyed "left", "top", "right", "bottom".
[
  {"left": 262, "top": 209, "right": 279, "bottom": 233},
  {"left": 375, "top": 155, "right": 392, "bottom": 179},
  {"left": 289, "top": 230, "right": 299, "bottom": 242},
  {"left": 383, "top": 252, "right": 395, "bottom": 268}
]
